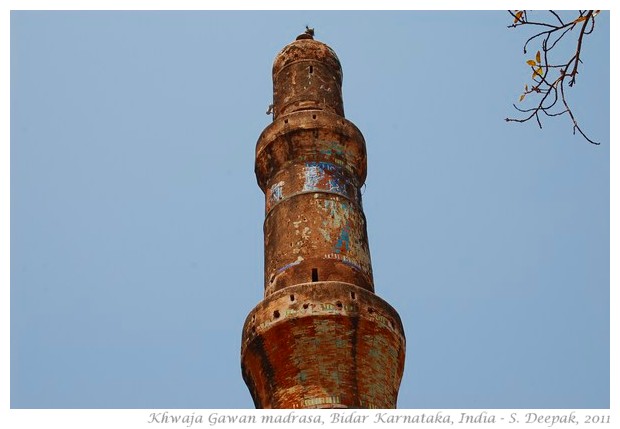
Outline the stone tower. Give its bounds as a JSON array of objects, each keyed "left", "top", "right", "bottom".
[{"left": 241, "top": 31, "right": 406, "bottom": 409}]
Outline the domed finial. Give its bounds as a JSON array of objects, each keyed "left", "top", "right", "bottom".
[{"left": 296, "top": 25, "right": 315, "bottom": 40}]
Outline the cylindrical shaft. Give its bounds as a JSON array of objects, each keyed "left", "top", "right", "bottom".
[{"left": 241, "top": 32, "right": 406, "bottom": 409}]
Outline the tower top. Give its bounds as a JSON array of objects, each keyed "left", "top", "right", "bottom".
[
  {"left": 272, "top": 35, "right": 341, "bottom": 79},
  {"left": 270, "top": 34, "right": 343, "bottom": 120}
]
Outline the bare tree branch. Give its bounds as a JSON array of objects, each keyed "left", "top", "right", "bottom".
[
  {"left": 549, "top": 10, "right": 564, "bottom": 26},
  {"left": 505, "top": 10, "right": 601, "bottom": 145}
]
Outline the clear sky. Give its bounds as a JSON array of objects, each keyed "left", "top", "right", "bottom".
[{"left": 9, "top": 9, "right": 609, "bottom": 409}]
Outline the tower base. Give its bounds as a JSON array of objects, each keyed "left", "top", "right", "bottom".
[{"left": 241, "top": 281, "right": 406, "bottom": 409}]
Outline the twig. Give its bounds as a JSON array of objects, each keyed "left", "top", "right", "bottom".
[{"left": 505, "top": 10, "right": 600, "bottom": 145}]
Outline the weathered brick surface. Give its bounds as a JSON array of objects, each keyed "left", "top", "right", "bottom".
[
  {"left": 271, "top": 36, "right": 344, "bottom": 119},
  {"left": 241, "top": 282, "right": 405, "bottom": 408},
  {"left": 241, "top": 33, "right": 406, "bottom": 409}
]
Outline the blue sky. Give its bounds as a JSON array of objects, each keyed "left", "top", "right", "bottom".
[{"left": 8, "top": 10, "right": 610, "bottom": 409}]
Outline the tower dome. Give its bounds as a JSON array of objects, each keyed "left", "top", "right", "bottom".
[{"left": 271, "top": 34, "right": 344, "bottom": 119}]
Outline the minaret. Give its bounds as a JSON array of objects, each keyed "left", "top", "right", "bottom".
[{"left": 241, "top": 30, "right": 406, "bottom": 409}]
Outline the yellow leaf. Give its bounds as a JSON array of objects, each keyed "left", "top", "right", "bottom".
[
  {"left": 514, "top": 11, "right": 523, "bottom": 23},
  {"left": 532, "top": 68, "right": 543, "bottom": 80},
  {"left": 519, "top": 94, "right": 526, "bottom": 102},
  {"left": 525, "top": 84, "right": 528, "bottom": 91},
  {"left": 574, "top": 16, "right": 587, "bottom": 23},
  {"left": 526, "top": 60, "right": 537, "bottom": 66},
  {"left": 536, "top": 51, "right": 541, "bottom": 64}
]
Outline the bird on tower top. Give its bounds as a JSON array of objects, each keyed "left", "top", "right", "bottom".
[{"left": 296, "top": 25, "right": 315, "bottom": 40}]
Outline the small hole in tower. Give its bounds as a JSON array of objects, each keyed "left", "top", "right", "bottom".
[
  {"left": 290, "top": 294, "right": 295, "bottom": 302},
  {"left": 336, "top": 301, "right": 343, "bottom": 309},
  {"left": 273, "top": 310, "right": 280, "bottom": 319},
  {"left": 311, "top": 268, "right": 319, "bottom": 282},
  {"left": 303, "top": 303, "right": 309, "bottom": 309},
  {"left": 284, "top": 119, "right": 288, "bottom": 124},
  {"left": 309, "top": 65, "right": 313, "bottom": 74},
  {"left": 350, "top": 291, "right": 356, "bottom": 300},
  {"left": 368, "top": 307, "right": 375, "bottom": 314},
  {"left": 312, "top": 114, "right": 317, "bottom": 120}
]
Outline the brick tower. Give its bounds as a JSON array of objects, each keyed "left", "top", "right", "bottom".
[{"left": 241, "top": 31, "right": 406, "bottom": 409}]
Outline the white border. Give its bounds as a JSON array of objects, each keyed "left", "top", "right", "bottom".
[{"left": 1, "top": 1, "right": 614, "bottom": 428}]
